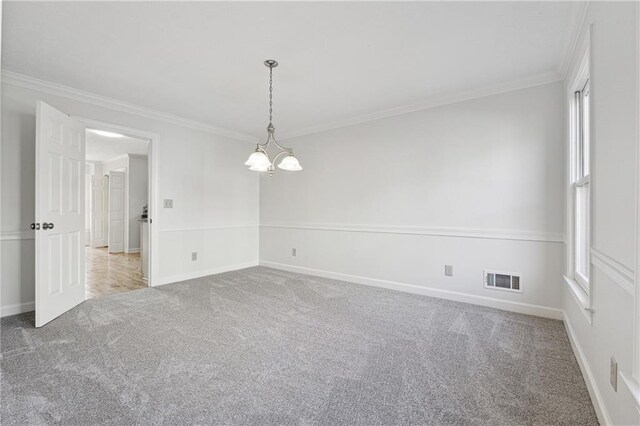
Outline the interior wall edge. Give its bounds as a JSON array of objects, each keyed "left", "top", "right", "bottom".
[{"left": 260, "top": 260, "right": 564, "bottom": 320}]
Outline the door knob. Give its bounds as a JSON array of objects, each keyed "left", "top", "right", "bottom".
[
  {"left": 30, "top": 223, "right": 40, "bottom": 230},
  {"left": 42, "top": 222, "right": 54, "bottom": 230}
]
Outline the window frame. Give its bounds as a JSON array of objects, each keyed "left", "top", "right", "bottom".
[
  {"left": 573, "top": 80, "right": 591, "bottom": 293},
  {"left": 566, "top": 50, "right": 592, "bottom": 304}
]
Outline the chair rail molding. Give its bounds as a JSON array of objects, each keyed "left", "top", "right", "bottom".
[
  {"left": 159, "top": 224, "right": 259, "bottom": 233},
  {"left": 0, "top": 230, "right": 34, "bottom": 241},
  {"left": 260, "top": 222, "right": 565, "bottom": 244},
  {"left": 590, "top": 248, "right": 634, "bottom": 295}
]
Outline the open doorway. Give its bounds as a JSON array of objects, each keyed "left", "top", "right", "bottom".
[
  {"left": 33, "top": 102, "right": 158, "bottom": 327},
  {"left": 85, "top": 128, "right": 150, "bottom": 299}
]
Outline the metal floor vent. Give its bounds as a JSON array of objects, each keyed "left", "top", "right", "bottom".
[{"left": 484, "top": 270, "right": 522, "bottom": 293}]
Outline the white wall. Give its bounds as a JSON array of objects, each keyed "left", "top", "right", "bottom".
[
  {"left": 84, "top": 162, "right": 94, "bottom": 244},
  {"left": 562, "top": 3, "right": 640, "bottom": 425},
  {"left": 260, "top": 82, "right": 565, "bottom": 318},
  {"left": 0, "top": 82, "right": 259, "bottom": 315}
]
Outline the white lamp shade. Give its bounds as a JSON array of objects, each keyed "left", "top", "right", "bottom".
[
  {"left": 245, "top": 151, "right": 270, "bottom": 168},
  {"left": 249, "top": 163, "right": 271, "bottom": 172},
  {"left": 277, "top": 155, "right": 302, "bottom": 171}
]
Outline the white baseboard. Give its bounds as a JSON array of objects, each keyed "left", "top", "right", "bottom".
[
  {"left": 0, "top": 262, "right": 259, "bottom": 317},
  {"left": 125, "top": 248, "right": 141, "bottom": 254},
  {"left": 260, "top": 261, "right": 563, "bottom": 320},
  {"left": 156, "top": 261, "right": 259, "bottom": 286},
  {"left": 563, "top": 313, "right": 612, "bottom": 426},
  {"left": 1, "top": 301, "right": 35, "bottom": 318}
]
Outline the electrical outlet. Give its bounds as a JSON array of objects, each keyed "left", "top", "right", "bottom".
[
  {"left": 610, "top": 357, "right": 617, "bottom": 391},
  {"left": 445, "top": 265, "right": 453, "bottom": 277},
  {"left": 163, "top": 199, "right": 174, "bottom": 208},
  {"left": 191, "top": 252, "right": 197, "bottom": 261},
  {"left": 292, "top": 248, "right": 297, "bottom": 257}
]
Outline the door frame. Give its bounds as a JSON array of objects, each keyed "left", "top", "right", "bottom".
[{"left": 75, "top": 116, "right": 160, "bottom": 287}]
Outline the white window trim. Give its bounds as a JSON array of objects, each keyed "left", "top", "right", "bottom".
[
  {"left": 629, "top": 1, "right": 640, "bottom": 403},
  {"left": 564, "top": 48, "right": 593, "bottom": 324},
  {"left": 573, "top": 174, "right": 590, "bottom": 293}
]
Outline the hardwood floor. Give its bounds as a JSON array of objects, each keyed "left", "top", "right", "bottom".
[{"left": 85, "top": 247, "right": 147, "bottom": 299}]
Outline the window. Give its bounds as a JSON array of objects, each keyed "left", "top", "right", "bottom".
[{"left": 572, "top": 78, "right": 590, "bottom": 293}]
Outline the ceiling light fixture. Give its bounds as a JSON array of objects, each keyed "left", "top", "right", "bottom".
[
  {"left": 88, "top": 129, "right": 125, "bottom": 138},
  {"left": 245, "top": 60, "right": 302, "bottom": 176}
]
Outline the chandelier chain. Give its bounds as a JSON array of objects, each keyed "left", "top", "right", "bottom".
[{"left": 268, "top": 66, "right": 273, "bottom": 127}]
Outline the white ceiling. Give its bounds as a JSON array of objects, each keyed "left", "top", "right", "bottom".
[
  {"left": 86, "top": 131, "right": 148, "bottom": 162},
  {"left": 2, "top": 2, "right": 584, "bottom": 140}
]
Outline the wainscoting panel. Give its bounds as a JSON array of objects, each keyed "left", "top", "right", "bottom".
[{"left": 259, "top": 225, "right": 564, "bottom": 314}]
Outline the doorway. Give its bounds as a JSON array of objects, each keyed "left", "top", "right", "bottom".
[
  {"left": 85, "top": 128, "right": 150, "bottom": 299},
  {"left": 34, "top": 102, "right": 159, "bottom": 327}
]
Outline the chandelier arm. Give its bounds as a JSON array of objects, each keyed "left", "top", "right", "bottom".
[
  {"left": 272, "top": 149, "right": 292, "bottom": 165},
  {"left": 257, "top": 131, "right": 274, "bottom": 149},
  {"left": 255, "top": 146, "right": 272, "bottom": 163},
  {"left": 270, "top": 134, "right": 293, "bottom": 153},
  {"left": 256, "top": 132, "right": 293, "bottom": 154}
]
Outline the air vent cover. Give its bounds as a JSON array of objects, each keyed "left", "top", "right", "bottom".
[{"left": 484, "top": 270, "right": 522, "bottom": 293}]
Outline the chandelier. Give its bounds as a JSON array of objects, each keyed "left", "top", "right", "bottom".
[{"left": 245, "top": 60, "right": 302, "bottom": 176}]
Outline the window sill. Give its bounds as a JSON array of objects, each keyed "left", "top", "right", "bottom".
[{"left": 563, "top": 275, "right": 593, "bottom": 325}]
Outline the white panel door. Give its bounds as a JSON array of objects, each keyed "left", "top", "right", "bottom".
[
  {"left": 91, "top": 175, "right": 107, "bottom": 247},
  {"left": 35, "top": 101, "right": 85, "bottom": 327},
  {"left": 108, "top": 171, "right": 125, "bottom": 253}
]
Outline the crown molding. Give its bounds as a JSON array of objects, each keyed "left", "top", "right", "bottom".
[
  {"left": 558, "top": 1, "right": 590, "bottom": 79},
  {"left": 278, "top": 70, "right": 562, "bottom": 140},
  {"left": 2, "top": 66, "right": 564, "bottom": 144},
  {"left": 0, "top": 69, "right": 259, "bottom": 144}
]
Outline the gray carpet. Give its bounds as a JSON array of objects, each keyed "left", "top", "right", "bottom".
[{"left": 1, "top": 266, "right": 598, "bottom": 425}]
